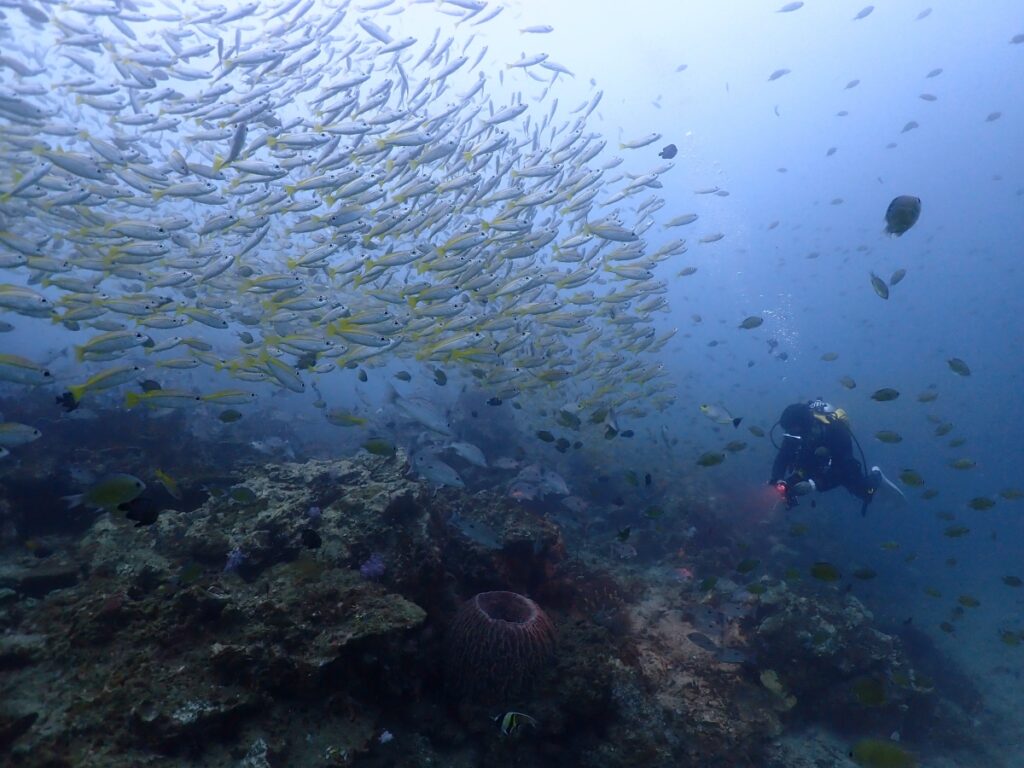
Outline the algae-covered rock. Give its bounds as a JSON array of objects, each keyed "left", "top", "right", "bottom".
[
  {"left": 130, "top": 690, "right": 265, "bottom": 754},
  {"left": 436, "top": 489, "right": 566, "bottom": 594},
  {"left": 0, "top": 633, "right": 46, "bottom": 669},
  {"left": 154, "top": 455, "right": 437, "bottom": 584},
  {"left": 0, "top": 454, "right": 441, "bottom": 766},
  {"left": 0, "top": 709, "right": 38, "bottom": 750},
  {"left": 752, "top": 589, "right": 924, "bottom": 732},
  {"left": 0, "top": 559, "right": 79, "bottom": 597},
  {"left": 208, "top": 566, "right": 426, "bottom": 696}
]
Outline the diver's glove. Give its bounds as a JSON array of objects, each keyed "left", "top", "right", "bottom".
[
  {"left": 775, "top": 478, "right": 815, "bottom": 509},
  {"left": 790, "top": 479, "right": 816, "bottom": 496}
]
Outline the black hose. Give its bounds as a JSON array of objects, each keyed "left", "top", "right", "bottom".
[
  {"left": 849, "top": 428, "right": 870, "bottom": 483},
  {"left": 849, "top": 427, "right": 875, "bottom": 517}
]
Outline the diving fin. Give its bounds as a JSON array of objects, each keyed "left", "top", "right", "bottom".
[{"left": 870, "top": 465, "right": 907, "bottom": 503}]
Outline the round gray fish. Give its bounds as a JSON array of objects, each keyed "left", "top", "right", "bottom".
[
  {"left": 446, "top": 441, "right": 488, "bottom": 468},
  {"left": 412, "top": 451, "right": 464, "bottom": 488},
  {"left": 884, "top": 195, "right": 921, "bottom": 236}
]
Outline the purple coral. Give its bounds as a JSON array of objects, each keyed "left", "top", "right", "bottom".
[
  {"left": 444, "top": 591, "right": 556, "bottom": 704},
  {"left": 359, "top": 552, "right": 386, "bottom": 581}
]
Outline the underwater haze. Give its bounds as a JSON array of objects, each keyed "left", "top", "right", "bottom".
[{"left": 1, "top": 0, "right": 1023, "bottom": 766}]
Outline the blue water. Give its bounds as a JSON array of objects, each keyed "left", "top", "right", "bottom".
[{"left": 1, "top": 0, "right": 1022, "bottom": 764}]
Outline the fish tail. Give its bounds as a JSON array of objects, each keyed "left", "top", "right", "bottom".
[
  {"left": 732, "top": 417, "right": 743, "bottom": 428},
  {"left": 74, "top": 345, "right": 85, "bottom": 363},
  {"left": 124, "top": 391, "right": 142, "bottom": 409},
  {"left": 68, "top": 384, "right": 86, "bottom": 403}
]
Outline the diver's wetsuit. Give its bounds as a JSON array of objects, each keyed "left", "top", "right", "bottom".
[{"left": 770, "top": 401, "right": 874, "bottom": 508}]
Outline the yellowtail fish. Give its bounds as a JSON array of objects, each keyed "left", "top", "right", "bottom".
[
  {"left": 124, "top": 390, "right": 202, "bottom": 409},
  {"left": 200, "top": 390, "right": 258, "bottom": 406},
  {"left": 0, "top": 354, "right": 52, "bottom": 385},
  {"left": 67, "top": 365, "right": 143, "bottom": 403},
  {"left": 325, "top": 409, "right": 368, "bottom": 427},
  {"left": 154, "top": 469, "right": 183, "bottom": 500},
  {"left": 75, "top": 330, "right": 150, "bottom": 361},
  {"left": 0, "top": 423, "right": 42, "bottom": 447}
]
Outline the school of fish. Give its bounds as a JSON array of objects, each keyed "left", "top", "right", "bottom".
[{"left": 0, "top": 0, "right": 679, "bottom": 420}]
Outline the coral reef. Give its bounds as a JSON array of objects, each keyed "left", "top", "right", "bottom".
[
  {"left": 0, "top": 451, "right": 1006, "bottom": 767},
  {"left": 752, "top": 586, "right": 925, "bottom": 728},
  {"left": 1, "top": 454, "right": 433, "bottom": 767}
]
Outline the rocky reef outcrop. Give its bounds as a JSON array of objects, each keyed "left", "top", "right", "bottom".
[{"left": 0, "top": 452, "right": 1001, "bottom": 767}]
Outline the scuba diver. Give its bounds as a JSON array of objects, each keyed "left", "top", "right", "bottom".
[{"left": 769, "top": 399, "right": 901, "bottom": 515}]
